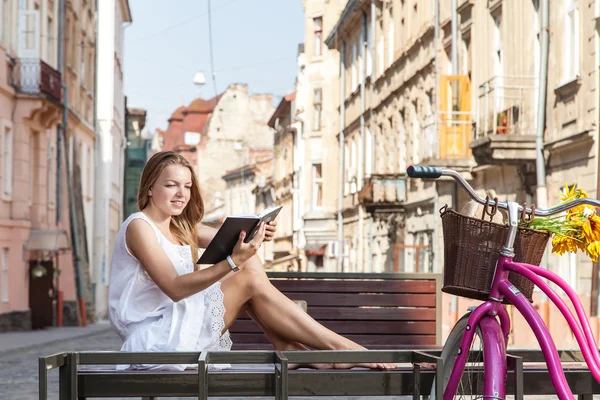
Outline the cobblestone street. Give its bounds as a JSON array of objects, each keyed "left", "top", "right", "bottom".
[{"left": 0, "top": 328, "right": 122, "bottom": 400}]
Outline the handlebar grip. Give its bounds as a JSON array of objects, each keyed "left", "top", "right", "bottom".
[{"left": 407, "top": 165, "right": 443, "bottom": 179}]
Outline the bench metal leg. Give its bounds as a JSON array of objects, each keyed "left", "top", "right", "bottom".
[
  {"left": 59, "top": 353, "right": 78, "bottom": 400},
  {"left": 275, "top": 351, "right": 288, "bottom": 400}
]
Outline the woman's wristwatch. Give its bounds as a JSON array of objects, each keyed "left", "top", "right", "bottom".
[{"left": 226, "top": 255, "right": 240, "bottom": 272}]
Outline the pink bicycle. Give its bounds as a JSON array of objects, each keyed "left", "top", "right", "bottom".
[{"left": 408, "top": 165, "right": 600, "bottom": 400}]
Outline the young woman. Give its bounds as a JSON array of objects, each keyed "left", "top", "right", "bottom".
[{"left": 108, "top": 151, "right": 396, "bottom": 371}]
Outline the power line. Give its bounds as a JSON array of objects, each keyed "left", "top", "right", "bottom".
[{"left": 128, "top": 0, "right": 239, "bottom": 44}]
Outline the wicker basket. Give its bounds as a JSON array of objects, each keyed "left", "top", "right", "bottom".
[{"left": 440, "top": 207, "right": 550, "bottom": 302}]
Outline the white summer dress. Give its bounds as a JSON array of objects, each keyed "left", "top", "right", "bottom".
[{"left": 107, "top": 212, "right": 233, "bottom": 371}]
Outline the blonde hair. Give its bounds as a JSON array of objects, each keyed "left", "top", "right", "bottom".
[{"left": 137, "top": 151, "right": 203, "bottom": 267}]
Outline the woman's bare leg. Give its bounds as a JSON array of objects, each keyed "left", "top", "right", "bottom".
[
  {"left": 219, "top": 256, "right": 394, "bottom": 369},
  {"left": 243, "top": 305, "right": 333, "bottom": 369}
]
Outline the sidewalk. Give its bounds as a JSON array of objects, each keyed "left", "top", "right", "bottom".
[{"left": 0, "top": 320, "right": 112, "bottom": 354}]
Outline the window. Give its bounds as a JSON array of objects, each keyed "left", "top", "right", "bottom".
[
  {"left": 563, "top": 0, "right": 579, "bottom": 81},
  {"left": 2, "top": 121, "right": 13, "bottom": 200},
  {"left": 313, "top": 16, "right": 323, "bottom": 57},
  {"left": 366, "top": 17, "right": 372, "bottom": 76},
  {"left": 1, "top": 0, "right": 10, "bottom": 45},
  {"left": 344, "top": 143, "right": 350, "bottom": 195},
  {"left": 46, "top": 16, "right": 53, "bottom": 63},
  {"left": 411, "top": 105, "right": 420, "bottom": 164},
  {"left": 350, "top": 139, "right": 357, "bottom": 193},
  {"left": 70, "top": 18, "right": 77, "bottom": 68},
  {"left": 351, "top": 41, "right": 357, "bottom": 89},
  {"left": 387, "top": 7, "right": 394, "bottom": 67},
  {"left": 47, "top": 130, "right": 55, "bottom": 207},
  {"left": 357, "top": 37, "right": 363, "bottom": 86},
  {"left": 80, "top": 33, "right": 86, "bottom": 83},
  {"left": 399, "top": 110, "right": 407, "bottom": 172},
  {"left": 377, "top": 20, "right": 384, "bottom": 76},
  {"left": 87, "top": 144, "right": 93, "bottom": 198},
  {"left": 1, "top": 248, "right": 7, "bottom": 302},
  {"left": 365, "top": 128, "right": 373, "bottom": 176},
  {"left": 493, "top": 15, "right": 504, "bottom": 111},
  {"left": 312, "top": 88, "right": 322, "bottom": 131},
  {"left": 312, "top": 163, "right": 323, "bottom": 209},
  {"left": 79, "top": 141, "right": 86, "bottom": 197},
  {"left": 29, "top": 131, "right": 38, "bottom": 206}
]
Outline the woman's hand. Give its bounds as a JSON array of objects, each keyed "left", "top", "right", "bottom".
[
  {"left": 263, "top": 220, "right": 277, "bottom": 242},
  {"left": 231, "top": 222, "right": 267, "bottom": 266}
]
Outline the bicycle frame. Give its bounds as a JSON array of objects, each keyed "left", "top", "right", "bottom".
[
  {"left": 405, "top": 165, "right": 600, "bottom": 399},
  {"left": 443, "top": 253, "right": 600, "bottom": 400}
]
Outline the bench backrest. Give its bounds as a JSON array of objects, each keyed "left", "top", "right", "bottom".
[{"left": 229, "top": 272, "right": 441, "bottom": 350}]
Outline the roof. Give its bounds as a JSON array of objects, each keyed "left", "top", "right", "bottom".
[
  {"left": 127, "top": 107, "right": 146, "bottom": 116},
  {"left": 120, "top": 0, "right": 133, "bottom": 23},
  {"left": 325, "top": 0, "right": 363, "bottom": 48},
  {"left": 186, "top": 94, "right": 222, "bottom": 113},
  {"left": 268, "top": 92, "right": 295, "bottom": 128},
  {"left": 169, "top": 106, "right": 186, "bottom": 121}
]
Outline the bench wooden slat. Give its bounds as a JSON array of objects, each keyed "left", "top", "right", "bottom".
[
  {"left": 237, "top": 307, "right": 436, "bottom": 321},
  {"left": 271, "top": 279, "right": 436, "bottom": 294},
  {"left": 229, "top": 320, "right": 436, "bottom": 335},
  {"left": 230, "top": 333, "right": 437, "bottom": 345},
  {"left": 282, "top": 292, "right": 436, "bottom": 307}
]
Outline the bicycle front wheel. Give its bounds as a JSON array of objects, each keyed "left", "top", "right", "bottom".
[{"left": 430, "top": 312, "right": 484, "bottom": 399}]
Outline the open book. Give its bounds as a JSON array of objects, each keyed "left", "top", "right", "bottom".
[{"left": 197, "top": 205, "right": 283, "bottom": 265}]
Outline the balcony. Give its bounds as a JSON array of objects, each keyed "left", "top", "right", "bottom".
[
  {"left": 471, "top": 75, "right": 538, "bottom": 165},
  {"left": 358, "top": 174, "right": 406, "bottom": 211},
  {"left": 420, "top": 75, "right": 473, "bottom": 169},
  {"left": 9, "top": 58, "right": 62, "bottom": 103}
]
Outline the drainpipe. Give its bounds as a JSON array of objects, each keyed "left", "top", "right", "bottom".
[
  {"left": 91, "top": 0, "right": 101, "bottom": 304},
  {"left": 536, "top": 0, "right": 550, "bottom": 328},
  {"left": 368, "top": 0, "right": 376, "bottom": 273},
  {"left": 358, "top": 12, "right": 367, "bottom": 272},
  {"left": 433, "top": 0, "right": 440, "bottom": 275},
  {"left": 451, "top": 0, "right": 458, "bottom": 74},
  {"left": 56, "top": 0, "right": 65, "bottom": 224},
  {"left": 337, "top": 39, "right": 346, "bottom": 272}
]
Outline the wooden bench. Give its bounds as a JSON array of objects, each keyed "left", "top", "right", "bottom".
[{"left": 229, "top": 271, "right": 442, "bottom": 350}]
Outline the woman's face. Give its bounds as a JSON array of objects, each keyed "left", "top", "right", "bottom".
[{"left": 149, "top": 164, "right": 193, "bottom": 216}]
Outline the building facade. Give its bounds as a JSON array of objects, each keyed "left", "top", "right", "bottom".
[
  {"left": 157, "top": 84, "right": 275, "bottom": 227},
  {"left": 0, "top": 0, "right": 101, "bottom": 330},
  {"left": 323, "top": 0, "right": 600, "bottom": 348},
  {"left": 294, "top": 0, "right": 347, "bottom": 271},
  {"left": 267, "top": 93, "right": 303, "bottom": 270},
  {"left": 94, "top": 0, "right": 132, "bottom": 319},
  {"left": 123, "top": 106, "right": 149, "bottom": 219}
]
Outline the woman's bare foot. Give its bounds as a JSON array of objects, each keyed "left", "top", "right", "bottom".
[
  {"left": 279, "top": 342, "right": 334, "bottom": 370},
  {"left": 332, "top": 343, "right": 397, "bottom": 370}
]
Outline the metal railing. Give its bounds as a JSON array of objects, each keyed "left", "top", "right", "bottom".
[
  {"left": 476, "top": 75, "right": 539, "bottom": 139},
  {"left": 9, "top": 57, "right": 62, "bottom": 102},
  {"left": 359, "top": 173, "right": 407, "bottom": 205}
]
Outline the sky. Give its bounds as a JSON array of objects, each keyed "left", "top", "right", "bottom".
[{"left": 123, "top": 0, "right": 306, "bottom": 135}]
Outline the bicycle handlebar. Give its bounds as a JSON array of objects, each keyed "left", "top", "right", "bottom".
[{"left": 407, "top": 165, "right": 600, "bottom": 217}]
